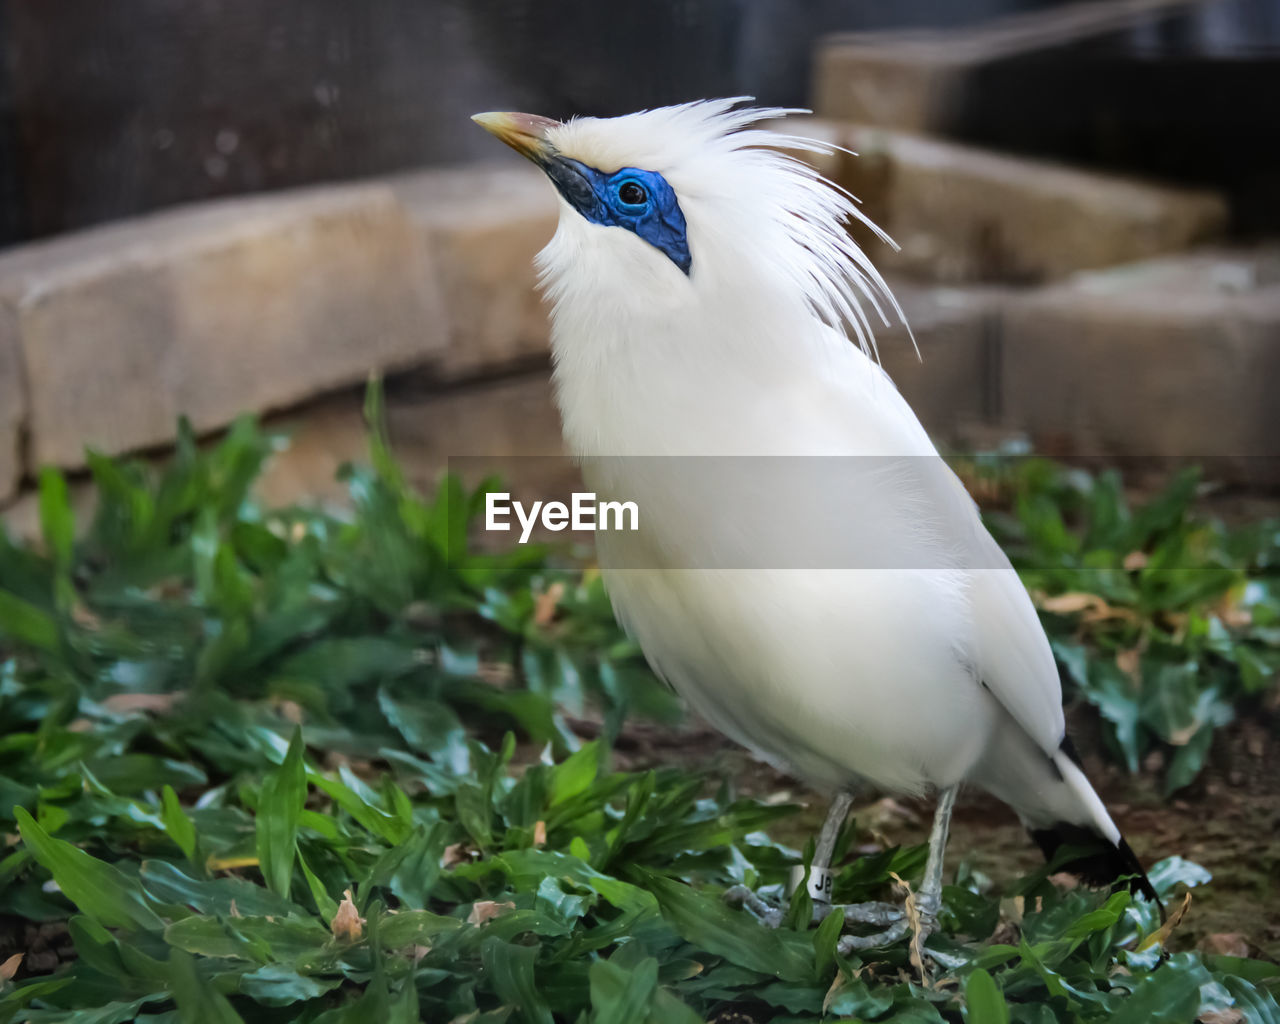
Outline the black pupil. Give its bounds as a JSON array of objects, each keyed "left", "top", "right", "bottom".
[{"left": 619, "top": 181, "right": 647, "bottom": 205}]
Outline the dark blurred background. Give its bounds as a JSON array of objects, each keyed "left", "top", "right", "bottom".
[{"left": 1, "top": 0, "right": 1278, "bottom": 247}]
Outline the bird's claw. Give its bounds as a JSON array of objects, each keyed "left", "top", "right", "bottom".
[
  {"left": 723, "top": 884, "right": 786, "bottom": 929},
  {"left": 726, "top": 884, "right": 962, "bottom": 971}
]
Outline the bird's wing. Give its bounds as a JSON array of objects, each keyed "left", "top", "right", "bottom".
[
  {"left": 964, "top": 527, "right": 1066, "bottom": 753},
  {"left": 823, "top": 348, "right": 1067, "bottom": 755}
]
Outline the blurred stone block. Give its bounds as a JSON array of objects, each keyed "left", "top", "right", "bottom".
[
  {"left": 250, "top": 373, "right": 567, "bottom": 513},
  {"left": 0, "top": 306, "right": 24, "bottom": 501},
  {"left": 877, "top": 281, "right": 1003, "bottom": 440},
  {"left": 391, "top": 165, "right": 558, "bottom": 380},
  {"left": 1001, "top": 249, "right": 1280, "bottom": 482},
  {"left": 0, "top": 184, "right": 443, "bottom": 469},
  {"left": 774, "top": 120, "right": 1226, "bottom": 285},
  {"left": 813, "top": 0, "right": 1204, "bottom": 131}
]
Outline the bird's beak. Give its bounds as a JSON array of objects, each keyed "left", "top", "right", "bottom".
[{"left": 471, "top": 111, "right": 561, "bottom": 165}]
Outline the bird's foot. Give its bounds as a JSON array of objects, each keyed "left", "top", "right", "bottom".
[
  {"left": 723, "top": 884, "right": 787, "bottom": 929},
  {"left": 831, "top": 888, "right": 963, "bottom": 971},
  {"left": 813, "top": 898, "right": 910, "bottom": 954},
  {"left": 726, "top": 883, "right": 964, "bottom": 971},
  {"left": 725, "top": 886, "right": 911, "bottom": 940}
]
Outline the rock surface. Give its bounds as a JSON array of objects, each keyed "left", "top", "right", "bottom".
[
  {"left": 773, "top": 119, "right": 1227, "bottom": 284},
  {"left": 391, "top": 165, "right": 558, "bottom": 380},
  {"left": 0, "top": 307, "right": 24, "bottom": 501},
  {"left": 812, "top": 0, "right": 1206, "bottom": 132},
  {"left": 1001, "top": 249, "right": 1280, "bottom": 482},
  {"left": 0, "top": 183, "right": 444, "bottom": 469}
]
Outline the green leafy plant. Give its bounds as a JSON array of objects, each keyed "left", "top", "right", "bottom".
[
  {"left": 967, "top": 456, "right": 1280, "bottom": 793},
  {"left": 0, "top": 404, "right": 1276, "bottom": 1021}
]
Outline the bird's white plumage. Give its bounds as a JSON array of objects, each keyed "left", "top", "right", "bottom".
[{"left": 535, "top": 100, "right": 1121, "bottom": 846}]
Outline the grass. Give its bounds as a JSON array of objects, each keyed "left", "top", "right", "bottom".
[{"left": 0, "top": 387, "right": 1276, "bottom": 1022}]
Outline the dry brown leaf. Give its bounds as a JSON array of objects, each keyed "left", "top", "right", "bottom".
[
  {"left": 330, "top": 890, "right": 364, "bottom": 941},
  {"left": 1218, "top": 605, "right": 1253, "bottom": 629},
  {"left": 1000, "top": 894, "right": 1026, "bottom": 926},
  {"left": 1036, "top": 591, "right": 1139, "bottom": 624},
  {"left": 889, "top": 872, "right": 926, "bottom": 986},
  {"left": 467, "top": 900, "right": 515, "bottom": 926},
  {"left": 1115, "top": 648, "right": 1142, "bottom": 685},
  {"left": 533, "top": 821, "right": 547, "bottom": 848},
  {"left": 1200, "top": 1010, "right": 1245, "bottom": 1024},
  {"left": 275, "top": 699, "right": 304, "bottom": 725},
  {"left": 1048, "top": 872, "right": 1080, "bottom": 891},
  {"left": 1038, "top": 592, "right": 1103, "bottom": 614},
  {"left": 441, "top": 842, "right": 473, "bottom": 868},
  {"left": 861, "top": 797, "right": 921, "bottom": 830},
  {"left": 1137, "top": 891, "right": 1192, "bottom": 952},
  {"left": 822, "top": 969, "right": 855, "bottom": 1014},
  {"left": 0, "top": 953, "right": 22, "bottom": 981},
  {"left": 206, "top": 854, "right": 260, "bottom": 871},
  {"left": 1122, "top": 550, "right": 1149, "bottom": 571},
  {"left": 145, "top": 578, "right": 188, "bottom": 600},
  {"left": 100, "top": 692, "right": 181, "bottom": 716},
  {"left": 1200, "top": 932, "right": 1250, "bottom": 957},
  {"left": 70, "top": 602, "right": 102, "bottom": 629},
  {"left": 533, "top": 581, "right": 565, "bottom": 628}
]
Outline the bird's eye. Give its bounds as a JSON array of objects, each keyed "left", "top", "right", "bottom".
[{"left": 617, "top": 180, "right": 648, "bottom": 206}]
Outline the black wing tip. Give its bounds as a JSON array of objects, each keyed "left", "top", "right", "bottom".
[{"left": 1030, "top": 822, "right": 1164, "bottom": 920}]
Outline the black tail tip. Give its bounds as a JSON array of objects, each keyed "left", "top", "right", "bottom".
[{"left": 1030, "top": 823, "right": 1164, "bottom": 919}]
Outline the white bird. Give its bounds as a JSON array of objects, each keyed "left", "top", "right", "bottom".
[{"left": 473, "top": 100, "right": 1158, "bottom": 954}]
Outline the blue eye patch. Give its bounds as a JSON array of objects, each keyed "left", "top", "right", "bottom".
[{"left": 544, "top": 158, "right": 691, "bottom": 275}]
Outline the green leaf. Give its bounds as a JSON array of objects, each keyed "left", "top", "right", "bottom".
[
  {"left": 298, "top": 848, "right": 339, "bottom": 919},
  {"left": 169, "top": 948, "right": 246, "bottom": 1024},
  {"left": 964, "top": 968, "right": 1009, "bottom": 1024},
  {"left": 255, "top": 727, "right": 307, "bottom": 896},
  {"left": 634, "top": 868, "right": 815, "bottom": 983},
  {"left": 480, "top": 936, "right": 554, "bottom": 1024},
  {"left": 378, "top": 690, "right": 470, "bottom": 774},
  {"left": 140, "top": 860, "right": 300, "bottom": 919},
  {"left": 161, "top": 785, "right": 198, "bottom": 863},
  {"left": 812, "top": 901, "right": 845, "bottom": 973},
  {"left": 1104, "top": 952, "right": 1212, "bottom": 1024},
  {"left": 588, "top": 956, "right": 660, "bottom": 1024},
  {"left": 38, "top": 466, "right": 75, "bottom": 572},
  {"left": 237, "top": 964, "right": 343, "bottom": 1007},
  {"left": 549, "top": 740, "right": 601, "bottom": 806},
  {"left": 16, "top": 806, "right": 164, "bottom": 932},
  {"left": 0, "top": 589, "right": 59, "bottom": 651}
]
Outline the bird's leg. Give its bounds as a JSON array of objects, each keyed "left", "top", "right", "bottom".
[
  {"left": 834, "top": 785, "right": 957, "bottom": 955},
  {"left": 793, "top": 790, "right": 855, "bottom": 905},
  {"left": 914, "top": 784, "right": 957, "bottom": 927},
  {"left": 725, "top": 790, "right": 854, "bottom": 928}
]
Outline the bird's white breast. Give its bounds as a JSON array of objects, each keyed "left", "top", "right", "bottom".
[{"left": 549, "top": 294, "right": 1004, "bottom": 795}]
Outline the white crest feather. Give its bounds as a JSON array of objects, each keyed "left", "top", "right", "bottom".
[{"left": 541, "top": 98, "right": 909, "bottom": 361}]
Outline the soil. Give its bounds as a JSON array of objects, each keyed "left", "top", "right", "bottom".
[{"left": 603, "top": 700, "right": 1280, "bottom": 963}]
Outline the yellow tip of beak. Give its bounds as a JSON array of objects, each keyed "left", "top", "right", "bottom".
[{"left": 471, "top": 111, "right": 561, "bottom": 163}]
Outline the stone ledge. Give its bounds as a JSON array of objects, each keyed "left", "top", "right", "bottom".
[
  {"left": 0, "top": 305, "right": 24, "bottom": 501},
  {"left": 775, "top": 119, "right": 1227, "bottom": 285},
  {"left": 873, "top": 280, "right": 1004, "bottom": 439},
  {"left": 0, "top": 147, "right": 1259, "bottom": 510},
  {"left": 813, "top": 0, "right": 1204, "bottom": 131},
  {"left": 389, "top": 165, "right": 558, "bottom": 380},
  {"left": 1000, "top": 248, "right": 1280, "bottom": 481},
  {"left": 0, "top": 183, "right": 446, "bottom": 473}
]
